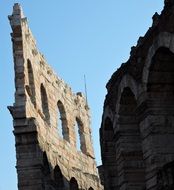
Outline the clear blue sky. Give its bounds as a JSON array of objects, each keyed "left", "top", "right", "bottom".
[{"left": 0, "top": 1, "right": 163, "bottom": 189}]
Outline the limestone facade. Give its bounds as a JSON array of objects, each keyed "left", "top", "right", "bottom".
[
  {"left": 8, "top": 4, "right": 102, "bottom": 190},
  {"left": 100, "top": 1, "right": 174, "bottom": 190}
]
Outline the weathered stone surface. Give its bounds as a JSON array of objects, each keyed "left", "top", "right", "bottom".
[
  {"left": 9, "top": 3, "right": 103, "bottom": 190},
  {"left": 100, "top": 1, "right": 174, "bottom": 190}
]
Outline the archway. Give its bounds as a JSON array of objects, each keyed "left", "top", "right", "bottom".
[
  {"left": 54, "top": 165, "right": 65, "bottom": 190},
  {"left": 116, "top": 87, "right": 145, "bottom": 189},
  {"left": 101, "top": 117, "right": 117, "bottom": 190},
  {"left": 40, "top": 84, "right": 50, "bottom": 124},
  {"left": 143, "top": 47, "right": 174, "bottom": 188},
  {"left": 147, "top": 47, "right": 174, "bottom": 99},
  {"left": 27, "top": 59, "right": 36, "bottom": 106},
  {"left": 57, "top": 101, "right": 69, "bottom": 141},
  {"left": 75, "top": 118, "right": 87, "bottom": 154},
  {"left": 70, "top": 177, "right": 78, "bottom": 190}
]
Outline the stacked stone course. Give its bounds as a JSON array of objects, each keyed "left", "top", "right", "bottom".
[
  {"left": 100, "top": 1, "right": 174, "bottom": 190},
  {"left": 8, "top": 3, "right": 102, "bottom": 190}
]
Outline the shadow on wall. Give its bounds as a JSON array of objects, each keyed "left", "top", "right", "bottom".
[
  {"left": 42, "top": 152, "right": 95, "bottom": 190},
  {"left": 43, "top": 152, "right": 79, "bottom": 190}
]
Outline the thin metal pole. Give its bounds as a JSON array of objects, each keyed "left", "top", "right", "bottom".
[{"left": 84, "top": 75, "right": 88, "bottom": 105}]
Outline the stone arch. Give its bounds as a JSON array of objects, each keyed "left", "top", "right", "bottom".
[
  {"left": 116, "top": 87, "right": 145, "bottom": 189},
  {"left": 142, "top": 32, "right": 174, "bottom": 90},
  {"left": 146, "top": 47, "right": 174, "bottom": 160},
  {"left": 101, "top": 116, "right": 117, "bottom": 190},
  {"left": 57, "top": 100, "right": 69, "bottom": 142},
  {"left": 26, "top": 59, "right": 36, "bottom": 106},
  {"left": 70, "top": 177, "right": 79, "bottom": 190},
  {"left": 88, "top": 187, "right": 94, "bottom": 190},
  {"left": 75, "top": 117, "right": 87, "bottom": 154},
  {"left": 140, "top": 45, "right": 174, "bottom": 189},
  {"left": 54, "top": 165, "right": 65, "bottom": 190},
  {"left": 147, "top": 47, "right": 174, "bottom": 96},
  {"left": 40, "top": 84, "right": 50, "bottom": 124},
  {"left": 116, "top": 74, "right": 139, "bottom": 116}
]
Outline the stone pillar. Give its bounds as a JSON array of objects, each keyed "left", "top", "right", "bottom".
[
  {"left": 13, "top": 118, "right": 44, "bottom": 190},
  {"left": 100, "top": 117, "right": 118, "bottom": 190},
  {"left": 140, "top": 102, "right": 174, "bottom": 190},
  {"left": 140, "top": 47, "right": 174, "bottom": 190},
  {"left": 116, "top": 87, "right": 145, "bottom": 190}
]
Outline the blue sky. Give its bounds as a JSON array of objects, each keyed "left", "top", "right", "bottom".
[{"left": 0, "top": 1, "right": 163, "bottom": 189}]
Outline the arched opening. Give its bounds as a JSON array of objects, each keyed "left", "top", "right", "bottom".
[
  {"left": 101, "top": 117, "right": 117, "bottom": 190},
  {"left": 57, "top": 101, "right": 69, "bottom": 141},
  {"left": 145, "top": 47, "right": 174, "bottom": 187},
  {"left": 70, "top": 177, "right": 78, "bottom": 190},
  {"left": 26, "top": 59, "right": 36, "bottom": 106},
  {"left": 40, "top": 84, "right": 50, "bottom": 124},
  {"left": 147, "top": 47, "right": 174, "bottom": 99},
  {"left": 117, "top": 87, "right": 145, "bottom": 189},
  {"left": 88, "top": 187, "right": 94, "bottom": 190},
  {"left": 54, "top": 165, "right": 65, "bottom": 190},
  {"left": 75, "top": 117, "right": 87, "bottom": 154}
]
